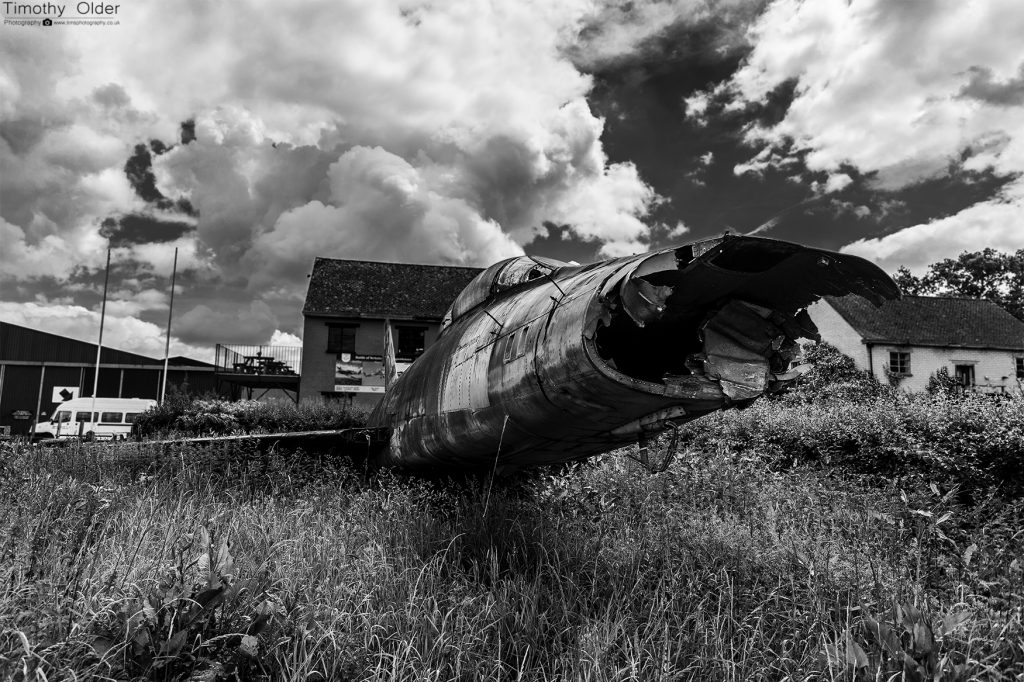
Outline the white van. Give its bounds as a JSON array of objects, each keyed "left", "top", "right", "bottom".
[{"left": 33, "top": 397, "right": 157, "bottom": 441}]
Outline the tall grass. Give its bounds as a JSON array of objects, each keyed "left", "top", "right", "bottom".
[{"left": 1, "top": 433, "right": 1020, "bottom": 680}]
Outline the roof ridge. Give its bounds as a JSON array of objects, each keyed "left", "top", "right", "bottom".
[
  {"left": 902, "top": 294, "right": 1004, "bottom": 302},
  {"left": 823, "top": 294, "right": 1024, "bottom": 350},
  {"left": 312, "top": 256, "right": 484, "bottom": 270}
]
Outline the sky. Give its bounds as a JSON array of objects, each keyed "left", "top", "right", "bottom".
[{"left": 2, "top": 0, "right": 1023, "bottom": 361}]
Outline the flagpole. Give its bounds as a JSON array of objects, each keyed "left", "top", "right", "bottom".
[
  {"left": 160, "top": 247, "right": 178, "bottom": 404},
  {"left": 89, "top": 247, "right": 111, "bottom": 434}
]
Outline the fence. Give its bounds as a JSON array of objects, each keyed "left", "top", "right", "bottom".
[{"left": 214, "top": 345, "right": 302, "bottom": 376}]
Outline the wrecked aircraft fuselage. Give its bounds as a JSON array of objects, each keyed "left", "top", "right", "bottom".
[{"left": 368, "top": 235, "right": 900, "bottom": 470}]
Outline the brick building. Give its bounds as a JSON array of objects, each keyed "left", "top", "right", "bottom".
[{"left": 300, "top": 258, "right": 481, "bottom": 409}]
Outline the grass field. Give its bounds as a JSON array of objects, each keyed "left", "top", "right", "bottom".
[{"left": 2, "top": 397, "right": 1021, "bottom": 681}]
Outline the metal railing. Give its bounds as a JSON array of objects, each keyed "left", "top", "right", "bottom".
[{"left": 214, "top": 345, "right": 302, "bottom": 376}]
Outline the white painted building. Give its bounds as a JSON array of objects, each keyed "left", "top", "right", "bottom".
[{"left": 808, "top": 295, "right": 1024, "bottom": 394}]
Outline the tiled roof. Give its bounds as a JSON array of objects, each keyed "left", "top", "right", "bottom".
[
  {"left": 826, "top": 295, "right": 1024, "bottom": 350},
  {"left": 302, "top": 258, "right": 483, "bottom": 320}
]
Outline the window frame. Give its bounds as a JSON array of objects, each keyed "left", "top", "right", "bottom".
[
  {"left": 503, "top": 325, "right": 531, "bottom": 364},
  {"left": 514, "top": 324, "right": 530, "bottom": 358},
  {"left": 395, "top": 325, "right": 427, "bottom": 360},
  {"left": 503, "top": 331, "right": 517, "bottom": 363},
  {"left": 888, "top": 351, "right": 911, "bottom": 376},
  {"left": 953, "top": 364, "right": 976, "bottom": 387},
  {"left": 326, "top": 324, "right": 357, "bottom": 356},
  {"left": 1016, "top": 357, "right": 1024, "bottom": 379}
]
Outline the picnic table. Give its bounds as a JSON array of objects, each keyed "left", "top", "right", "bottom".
[{"left": 232, "top": 355, "right": 294, "bottom": 375}]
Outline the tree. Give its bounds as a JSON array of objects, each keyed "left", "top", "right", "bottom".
[{"left": 893, "top": 248, "right": 1024, "bottom": 320}]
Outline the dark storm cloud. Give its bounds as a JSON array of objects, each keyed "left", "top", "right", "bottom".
[
  {"left": 0, "top": 117, "right": 50, "bottom": 155},
  {"left": 180, "top": 119, "right": 196, "bottom": 145},
  {"left": 583, "top": 13, "right": 1021, "bottom": 259},
  {"left": 92, "top": 83, "right": 132, "bottom": 109},
  {"left": 583, "top": 19, "right": 812, "bottom": 246},
  {"left": 569, "top": 1, "right": 768, "bottom": 70},
  {"left": 124, "top": 143, "right": 166, "bottom": 203},
  {"left": 99, "top": 214, "right": 195, "bottom": 247},
  {"left": 175, "top": 300, "right": 279, "bottom": 346},
  {"left": 123, "top": 138, "right": 198, "bottom": 215},
  {"left": 959, "top": 64, "right": 1024, "bottom": 106}
]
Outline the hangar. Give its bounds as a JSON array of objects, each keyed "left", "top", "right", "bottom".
[{"left": 0, "top": 321, "right": 219, "bottom": 437}]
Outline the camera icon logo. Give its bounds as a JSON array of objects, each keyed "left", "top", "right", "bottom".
[{"left": 42, "top": 17, "right": 52, "bottom": 25}]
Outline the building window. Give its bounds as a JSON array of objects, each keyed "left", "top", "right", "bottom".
[
  {"left": 889, "top": 351, "right": 911, "bottom": 375},
  {"left": 954, "top": 364, "right": 975, "bottom": 387},
  {"left": 1016, "top": 357, "right": 1024, "bottom": 379},
  {"left": 396, "top": 325, "right": 426, "bottom": 359},
  {"left": 326, "top": 325, "right": 356, "bottom": 356}
]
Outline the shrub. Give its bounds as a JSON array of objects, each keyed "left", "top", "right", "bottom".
[
  {"left": 926, "top": 366, "right": 960, "bottom": 394},
  {"left": 680, "top": 390, "right": 1024, "bottom": 495},
  {"left": 781, "top": 342, "right": 889, "bottom": 403},
  {"left": 134, "top": 396, "right": 366, "bottom": 439}
]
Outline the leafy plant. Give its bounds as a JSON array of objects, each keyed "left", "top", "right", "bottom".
[
  {"left": 927, "top": 367, "right": 961, "bottom": 394},
  {"left": 826, "top": 603, "right": 974, "bottom": 681},
  {"left": 92, "top": 527, "right": 285, "bottom": 680}
]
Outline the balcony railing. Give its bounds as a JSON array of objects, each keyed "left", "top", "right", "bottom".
[{"left": 214, "top": 344, "right": 302, "bottom": 376}]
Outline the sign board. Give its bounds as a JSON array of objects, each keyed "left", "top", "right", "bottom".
[
  {"left": 52, "top": 386, "right": 79, "bottom": 403},
  {"left": 334, "top": 385, "right": 385, "bottom": 394},
  {"left": 11, "top": 410, "right": 32, "bottom": 420}
]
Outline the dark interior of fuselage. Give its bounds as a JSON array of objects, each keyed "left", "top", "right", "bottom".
[
  {"left": 592, "top": 240, "right": 797, "bottom": 384},
  {"left": 593, "top": 311, "right": 705, "bottom": 382}
]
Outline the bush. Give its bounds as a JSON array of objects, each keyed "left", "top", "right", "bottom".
[
  {"left": 926, "top": 366, "right": 960, "bottom": 394},
  {"left": 680, "top": 390, "right": 1024, "bottom": 496},
  {"left": 780, "top": 342, "right": 890, "bottom": 403},
  {"left": 134, "top": 395, "right": 366, "bottom": 439}
]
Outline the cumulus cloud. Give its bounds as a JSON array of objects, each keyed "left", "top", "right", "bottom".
[
  {"left": 270, "top": 329, "right": 302, "bottom": 346},
  {"left": 571, "top": 0, "right": 765, "bottom": 68},
  {"left": 245, "top": 145, "right": 521, "bottom": 289},
  {"left": 841, "top": 183, "right": 1024, "bottom": 274},
  {"left": 2, "top": 0, "right": 669, "bottom": 354},
  {"left": 719, "top": 0, "right": 1024, "bottom": 265}
]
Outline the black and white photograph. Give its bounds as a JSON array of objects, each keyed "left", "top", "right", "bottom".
[{"left": 1, "top": 0, "right": 1022, "bottom": 679}]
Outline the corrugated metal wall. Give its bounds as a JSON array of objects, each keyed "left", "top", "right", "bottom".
[
  {"left": 1, "top": 322, "right": 157, "bottom": 365},
  {"left": 0, "top": 322, "right": 224, "bottom": 437}
]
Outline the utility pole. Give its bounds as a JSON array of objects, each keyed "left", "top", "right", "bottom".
[
  {"left": 89, "top": 247, "right": 111, "bottom": 435},
  {"left": 161, "top": 247, "right": 178, "bottom": 403}
]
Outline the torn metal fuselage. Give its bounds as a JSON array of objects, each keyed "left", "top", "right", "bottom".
[{"left": 368, "top": 235, "right": 900, "bottom": 470}]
